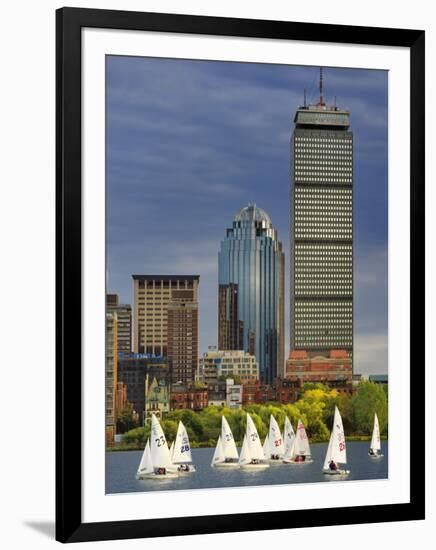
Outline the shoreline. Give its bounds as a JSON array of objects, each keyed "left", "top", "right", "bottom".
[{"left": 106, "top": 435, "right": 388, "bottom": 453}]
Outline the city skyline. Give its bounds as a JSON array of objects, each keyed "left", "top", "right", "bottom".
[{"left": 106, "top": 57, "right": 388, "bottom": 375}]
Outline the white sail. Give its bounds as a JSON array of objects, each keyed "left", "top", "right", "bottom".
[
  {"left": 323, "top": 406, "right": 347, "bottom": 469},
  {"left": 169, "top": 440, "right": 174, "bottom": 461},
  {"left": 246, "top": 413, "right": 265, "bottom": 460},
  {"left": 150, "top": 414, "right": 174, "bottom": 469},
  {"left": 295, "top": 419, "right": 311, "bottom": 457},
  {"left": 268, "top": 415, "right": 285, "bottom": 458},
  {"left": 221, "top": 416, "right": 239, "bottom": 459},
  {"left": 172, "top": 421, "right": 193, "bottom": 464},
  {"left": 137, "top": 439, "right": 153, "bottom": 476},
  {"left": 370, "top": 413, "right": 381, "bottom": 452},
  {"left": 238, "top": 435, "right": 250, "bottom": 466},
  {"left": 263, "top": 436, "right": 270, "bottom": 459},
  {"left": 283, "top": 416, "right": 296, "bottom": 459},
  {"left": 211, "top": 436, "right": 225, "bottom": 466}
]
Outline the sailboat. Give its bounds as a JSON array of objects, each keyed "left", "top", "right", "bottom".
[
  {"left": 281, "top": 416, "right": 296, "bottom": 463},
  {"left": 283, "top": 419, "right": 313, "bottom": 463},
  {"left": 368, "top": 413, "right": 383, "bottom": 458},
  {"left": 264, "top": 414, "right": 285, "bottom": 462},
  {"left": 211, "top": 416, "right": 239, "bottom": 468},
  {"left": 322, "top": 406, "right": 350, "bottom": 476},
  {"left": 262, "top": 435, "right": 270, "bottom": 459},
  {"left": 136, "top": 439, "right": 155, "bottom": 479},
  {"left": 136, "top": 415, "right": 178, "bottom": 479},
  {"left": 171, "top": 420, "right": 197, "bottom": 473},
  {"left": 239, "top": 413, "right": 270, "bottom": 469},
  {"left": 211, "top": 435, "right": 225, "bottom": 467}
]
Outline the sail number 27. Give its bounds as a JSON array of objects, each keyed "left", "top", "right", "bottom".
[{"left": 155, "top": 436, "right": 166, "bottom": 447}]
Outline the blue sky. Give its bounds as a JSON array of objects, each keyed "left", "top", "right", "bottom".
[{"left": 106, "top": 56, "right": 388, "bottom": 375}]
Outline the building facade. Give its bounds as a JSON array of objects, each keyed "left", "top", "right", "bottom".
[
  {"left": 226, "top": 378, "right": 243, "bottom": 409},
  {"left": 170, "top": 382, "right": 208, "bottom": 411},
  {"left": 144, "top": 376, "right": 170, "bottom": 421},
  {"left": 167, "top": 300, "right": 199, "bottom": 385},
  {"left": 290, "top": 71, "right": 353, "bottom": 367},
  {"left": 106, "top": 293, "right": 132, "bottom": 354},
  {"left": 132, "top": 275, "right": 199, "bottom": 355},
  {"left": 207, "top": 379, "right": 228, "bottom": 407},
  {"left": 286, "top": 349, "right": 353, "bottom": 393},
  {"left": 105, "top": 312, "right": 118, "bottom": 443},
  {"left": 197, "top": 348, "right": 259, "bottom": 385},
  {"left": 117, "top": 354, "right": 169, "bottom": 424},
  {"left": 218, "top": 204, "right": 285, "bottom": 383}
]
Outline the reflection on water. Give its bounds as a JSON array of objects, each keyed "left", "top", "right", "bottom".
[{"left": 106, "top": 440, "right": 388, "bottom": 494}]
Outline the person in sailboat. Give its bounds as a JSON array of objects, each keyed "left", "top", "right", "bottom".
[
  {"left": 156, "top": 467, "right": 167, "bottom": 475},
  {"left": 369, "top": 448, "right": 375, "bottom": 456},
  {"left": 328, "top": 460, "right": 338, "bottom": 471},
  {"left": 179, "top": 464, "right": 189, "bottom": 472}
]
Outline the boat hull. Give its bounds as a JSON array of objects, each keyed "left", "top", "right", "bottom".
[
  {"left": 322, "top": 469, "right": 350, "bottom": 476},
  {"left": 282, "top": 458, "right": 313, "bottom": 464},
  {"left": 176, "top": 464, "right": 197, "bottom": 474},
  {"left": 136, "top": 472, "right": 179, "bottom": 480},
  {"left": 212, "top": 461, "right": 240, "bottom": 468},
  {"left": 240, "top": 463, "right": 270, "bottom": 470},
  {"left": 368, "top": 453, "right": 384, "bottom": 459},
  {"left": 267, "top": 457, "right": 285, "bottom": 464}
]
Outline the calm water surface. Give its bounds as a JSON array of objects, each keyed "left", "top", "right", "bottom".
[{"left": 106, "top": 440, "right": 388, "bottom": 494}]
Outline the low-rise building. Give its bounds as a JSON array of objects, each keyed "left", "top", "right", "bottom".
[
  {"left": 286, "top": 349, "right": 353, "bottom": 393},
  {"left": 207, "top": 379, "right": 228, "bottom": 407},
  {"left": 197, "top": 348, "right": 259, "bottom": 384},
  {"left": 226, "top": 378, "right": 243, "bottom": 409},
  {"left": 170, "top": 382, "right": 208, "bottom": 411},
  {"left": 144, "top": 376, "right": 170, "bottom": 422}
]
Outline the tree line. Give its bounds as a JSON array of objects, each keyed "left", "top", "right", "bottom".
[{"left": 112, "top": 380, "right": 388, "bottom": 450}]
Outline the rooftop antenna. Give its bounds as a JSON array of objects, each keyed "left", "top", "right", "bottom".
[
  {"left": 319, "top": 67, "right": 325, "bottom": 106},
  {"left": 303, "top": 88, "right": 307, "bottom": 108}
]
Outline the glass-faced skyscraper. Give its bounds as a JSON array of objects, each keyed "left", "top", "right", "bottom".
[
  {"left": 290, "top": 70, "right": 353, "bottom": 365},
  {"left": 218, "top": 204, "right": 285, "bottom": 383}
]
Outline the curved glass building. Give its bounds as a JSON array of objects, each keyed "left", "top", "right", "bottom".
[{"left": 218, "top": 204, "right": 285, "bottom": 383}]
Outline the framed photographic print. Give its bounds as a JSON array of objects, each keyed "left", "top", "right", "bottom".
[{"left": 56, "top": 7, "right": 425, "bottom": 543}]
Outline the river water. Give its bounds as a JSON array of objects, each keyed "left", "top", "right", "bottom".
[{"left": 106, "top": 440, "right": 387, "bottom": 494}]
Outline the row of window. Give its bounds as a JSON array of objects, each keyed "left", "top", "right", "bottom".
[
  {"left": 296, "top": 176, "right": 353, "bottom": 184},
  {"left": 295, "top": 137, "right": 352, "bottom": 144}
]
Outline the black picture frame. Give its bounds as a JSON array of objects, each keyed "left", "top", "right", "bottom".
[{"left": 56, "top": 7, "right": 425, "bottom": 543}]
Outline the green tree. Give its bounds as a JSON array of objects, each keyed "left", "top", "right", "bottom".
[
  {"left": 351, "top": 381, "right": 388, "bottom": 435},
  {"left": 218, "top": 374, "right": 242, "bottom": 385},
  {"left": 116, "top": 402, "right": 138, "bottom": 434},
  {"left": 122, "top": 426, "right": 149, "bottom": 447}
]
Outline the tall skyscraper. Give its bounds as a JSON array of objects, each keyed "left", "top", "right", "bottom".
[
  {"left": 106, "top": 293, "right": 132, "bottom": 354},
  {"left": 218, "top": 204, "right": 285, "bottom": 383},
  {"left": 132, "top": 275, "right": 199, "bottom": 356},
  {"left": 167, "top": 299, "right": 199, "bottom": 385},
  {"left": 290, "top": 69, "right": 353, "bottom": 365}
]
